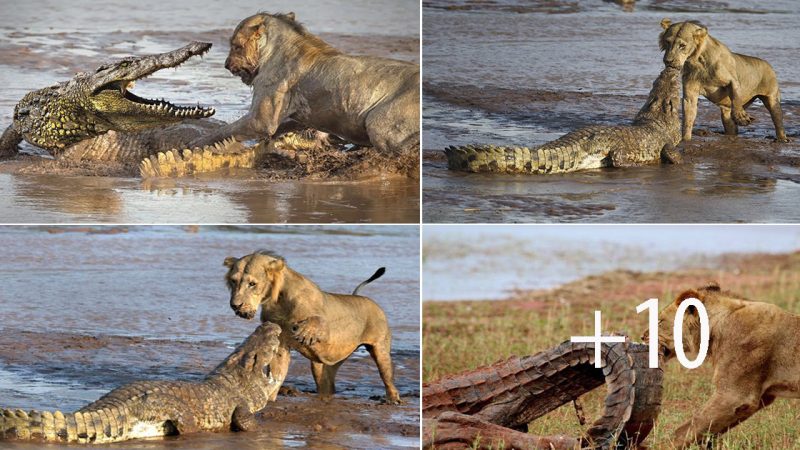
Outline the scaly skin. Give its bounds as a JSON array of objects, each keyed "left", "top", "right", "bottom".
[
  {"left": 0, "top": 322, "right": 282, "bottom": 444},
  {"left": 423, "top": 340, "right": 663, "bottom": 449},
  {"left": 4, "top": 42, "right": 215, "bottom": 155},
  {"left": 445, "top": 67, "right": 682, "bottom": 174},
  {"left": 138, "top": 129, "right": 328, "bottom": 177}
]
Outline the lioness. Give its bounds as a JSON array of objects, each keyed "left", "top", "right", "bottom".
[
  {"left": 194, "top": 12, "right": 419, "bottom": 155},
  {"left": 643, "top": 283, "right": 800, "bottom": 448},
  {"left": 223, "top": 250, "right": 401, "bottom": 404},
  {"left": 659, "top": 19, "right": 788, "bottom": 142}
]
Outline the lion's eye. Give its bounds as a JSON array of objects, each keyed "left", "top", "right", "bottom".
[
  {"left": 679, "top": 43, "right": 686, "bottom": 49},
  {"left": 249, "top": 281, "right": 257, "bottom": 288}
]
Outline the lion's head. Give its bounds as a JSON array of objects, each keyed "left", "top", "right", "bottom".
[
  {"left": 659, "top": 19, "right": 708, "bottom": 69},
  {"left": 642, "top": 282, "right": 719, "bottom": 361},
  {"left": 224, "top": 250, "right": 286, "bottom": 320}
]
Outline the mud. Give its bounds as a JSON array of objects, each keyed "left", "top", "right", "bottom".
[
  {"left": 422, "top": 0, "right": 800, "bottom": 223},
  {"left": 0, "top": 226, "right": 420, "bottom": 449},
  {"left": 0, "top": 0, "right": 420, "bottom": 223}
]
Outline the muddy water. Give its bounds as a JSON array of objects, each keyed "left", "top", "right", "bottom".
[
  {"left": 0, "top": 226, "right": 420, "bottom": 448},
  {"left": 423, "top": 224, "right": 800, "bottom": 301},
  {"left": 0, "top": 0, "right": 420, "bottom": 223},
  {"left": 423, "top": 0, "right": 800, "bottom": 223}
]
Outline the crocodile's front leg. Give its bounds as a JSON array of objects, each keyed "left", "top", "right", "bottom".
[
  {"left": 0, "top": 125, "right": 22, "bottom": 157},
  {"left": 231, "top": 404, "right": 257, "bottom": 432},
  {"left": 660, "top": 142, "right": 683, "bottom": 164}
]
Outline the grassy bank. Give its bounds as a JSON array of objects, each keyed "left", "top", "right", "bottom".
[{"left": 423, "top": 252, "right": 800, "bottom": 449}]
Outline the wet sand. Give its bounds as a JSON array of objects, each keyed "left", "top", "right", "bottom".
[
  {"left": 0, "top": 0, "right": 420, "bottom": 223},
  {"left": 0, "top": 226, "right": 420, "bottom": 448},
  {"left": 422, "top": 0, "right": 800, "bottom": 223}
]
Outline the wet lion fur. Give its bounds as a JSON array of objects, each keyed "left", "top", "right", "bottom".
[
  {"left": 195, "top": 12, "right": 420, "bottom": 156},
  {"left": 223, "top": 250, "right": 401, "bottom": 404},
  {"left": 659, "top": 19, "right": 787, "bottom": 142}
]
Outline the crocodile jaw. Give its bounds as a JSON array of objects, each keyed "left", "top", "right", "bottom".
[{"left": 87, "top": 41, "right": 215, "bottom": 128}]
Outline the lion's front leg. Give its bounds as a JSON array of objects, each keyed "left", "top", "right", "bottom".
[
  {"left": 190, "top": 82, "right": 292, "bottom": 148},
  {"left": 674, "top": 389, "right": 763, "bottom": 449},
  {"left": 682, "top": 83, "right": 700, "bottom": 142},
  {"left": 292, "top": 315, "right": 330, "bottom": 346}
]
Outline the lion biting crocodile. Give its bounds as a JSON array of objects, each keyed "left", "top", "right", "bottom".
[
  {"left": 0, "top": 322, "right": 281, "bottom": 443},
  {"left": 445, "top": 66, "right": 682, "bottom": 174}
]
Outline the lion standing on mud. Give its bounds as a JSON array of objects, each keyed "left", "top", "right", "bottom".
[
  {"left": 644, "top": 283, "right": 800, "bottom": 448},
  {"left": 659, "top": 19, "right": 788, "bottom": 142},
  {"left": 194, "top": 12, "right": 419, "bottom": 156},
  {"left": 223, "top": 251, "right": 402, "bottom": 404}
]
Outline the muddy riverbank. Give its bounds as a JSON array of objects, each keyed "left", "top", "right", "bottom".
[{"left": 422, "top": 0, "right": 800, "bottom": 223}]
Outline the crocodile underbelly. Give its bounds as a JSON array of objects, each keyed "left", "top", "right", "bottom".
[
  {"left": 129, "top": 420, "right": 176, "bottom": 439},
  {"left": 573, "top": 152, "right": 608, "bottom": 171}
]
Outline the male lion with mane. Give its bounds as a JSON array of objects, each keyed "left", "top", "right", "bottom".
[
  {"left": 223, "top": 250, "right": 402, "bottom": 404},
  {"left": 194, "top": 12, "right": 419, "bottom": 157},
  {"left": 643, "top": 282, "right": 800, "bottom": 448},
  {"left": 659, "top": 19, "right": 788, "bottom": 142}
]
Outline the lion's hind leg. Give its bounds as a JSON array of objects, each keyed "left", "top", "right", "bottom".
[
  {"left": 761, "top": 94, "right": 789, "bottom": 142},
  {"left": 365, "top": 339, "right": 402, "bottom": 404}
]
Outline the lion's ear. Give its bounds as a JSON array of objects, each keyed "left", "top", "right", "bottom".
[
  {"left": 266, "top": 259, "right": 285, "bottom": 273},
  {"left": 675, "top": 289, "right": 702, "bottom": 305},
  {"left": 693, "top": 26, "right": 708, "bottom": 45},
  {"left": 286, "top": 12, "right": 296, "bottom": 21},
  {"left": 224, "top": 256, "right": 238, "bottom": 268},
  {"left": 660, "top": 18, "right": 672, "bottom": 30},
  {"left": 702, "top": 281, "right": 720, "bottom": 292}
]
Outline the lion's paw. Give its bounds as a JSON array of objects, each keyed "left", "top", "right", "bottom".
[
  {"left": 292, "top": 316, "right": 327, "bottom": 346},
  {"left": 732, "top": 110, "right": 754, "bottom": 126}
]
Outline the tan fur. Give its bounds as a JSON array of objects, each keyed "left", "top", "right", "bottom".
[
  {"left": 195, "top": 12, "right": 420, "bottom": 155},
  {"left": 223, "top": 251, "right": 401, "bottom": 404},
  {"left": 642, "top": 283, "right": 800, "bottom": 448},
  {"left": 659, "top": 19, "right": 788, "bottom": 142}
]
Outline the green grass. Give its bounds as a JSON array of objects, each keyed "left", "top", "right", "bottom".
[{"left": 423, "top": 254, "right": 800, "bottom": 449}]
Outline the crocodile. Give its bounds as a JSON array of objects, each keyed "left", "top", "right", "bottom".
[
  {"left": 0, "top": 322, "right": 282, "bottom": 444},
  {"left": 0, "top": 41, "right": 281, "bottom": 177},
  {"left": 423, "top": 340, "right": 663, "bottom": 449},
  {"left": 445, "top": 66, "right": 682, "bottom": 174}
]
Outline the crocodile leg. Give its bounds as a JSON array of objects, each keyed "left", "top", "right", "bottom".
[
  {"left": 0, "top": 125, "right": 22, "bottom": 157},
  {"left": 231, "top": 404, "right": 257, "bottom": 432}
]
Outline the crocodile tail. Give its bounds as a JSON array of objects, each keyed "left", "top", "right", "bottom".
[
  {"left": 446, "top": 144, "right": 572, "bottom": 174},
  {"left": 1, "top": 407, "right": 132, "bottom": 443},
  {"left": 139, "top": 138, "right": 261, "bottom": 178}
]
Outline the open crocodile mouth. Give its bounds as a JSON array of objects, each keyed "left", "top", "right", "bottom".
[
  {"left": 95, "top": 79, "right": 215, "bottom": 119},
  {"left": 90, "top": 42, "right": 216, "bottom": 120}
]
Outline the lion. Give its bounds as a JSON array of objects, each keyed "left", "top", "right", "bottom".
[
  {"left": 223, "top": 250, "right": 402, "bottom": 404},
  {"left": 642, "top": 282, "right": 800, "bottom": 448},
  {"left": 192, "top": 12, "right": 419, "bottom": 155},
  {"left": 659, "top": 19, "right": 788, "bottom": 142}
]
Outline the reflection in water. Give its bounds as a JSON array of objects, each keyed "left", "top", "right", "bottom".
[{"left": 0, "top": 168, "right": 418, "bottom": 223}]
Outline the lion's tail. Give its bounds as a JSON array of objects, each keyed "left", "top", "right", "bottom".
[{"left": 352, "top": 267, "right": 386, "bottom": 295}]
